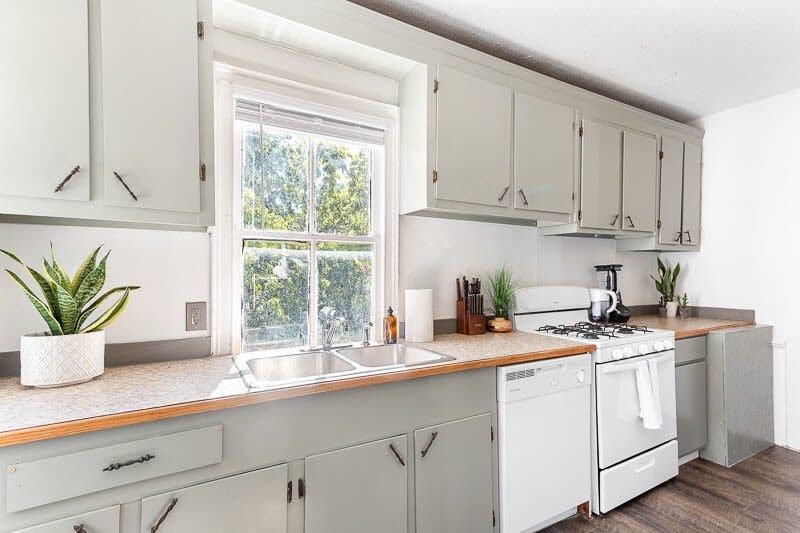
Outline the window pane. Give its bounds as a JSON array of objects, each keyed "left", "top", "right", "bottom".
[
  {"left": 240, "top": 123, "right": 309, "bottom": 232},
  {"left": 242, "top": 240, "right": 309, "bottom": 351},
  {"left": 316, "top": 242, "right": 375, "bottom": 345},
  {"left": 314, "top": 140, "right": 371, "bottom": 236}
]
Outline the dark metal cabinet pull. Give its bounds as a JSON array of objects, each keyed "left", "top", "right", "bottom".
[
  {"left": 674, "top": 232, "right": 682, "bottom": 242},
  {"left": 73, "top": 525, "right": 87, "bottom": 533},
  {"left": 298, "top": 477, "right": 306, "bottom": 499},
  {"left": 610, "top": 214, "right": 620, "bottom": 226},
  {"left": 518, "top": 189, "right": 529, "bottom": 206},
  {"left": 625, "top": 215, "right": 635, "bottom": 228},
  {"left": 103, "top": 453, "right": 155, "bottom": 472},
  {"left": 113, "top": 171, "right": 139, "bottom": 201},
  {"left": 684, "top": 230, "right": 692, "bottom": 243},
  {"left": 54, "top": 166, "right": 81, "bottom": 193},
  {"left": 389, "top": 443, "right": 406, "bottom": 466},
  {"left": 420, "top": 431, "right": 439, "bottom": 458},
  {"left": 150, "top": 497, "right": 178, "bottom": 533},
  {"left": 497, "top": 186, "right": 510, "bottom": 202}
]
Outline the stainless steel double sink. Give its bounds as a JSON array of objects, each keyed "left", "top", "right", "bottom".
[{"left": 233, "top": 343, "right": 454, "bottom": 390}]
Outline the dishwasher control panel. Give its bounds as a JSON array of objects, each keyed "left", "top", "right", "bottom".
[{"left": 497, "top": 353, "right": 591, "bottom": 403}]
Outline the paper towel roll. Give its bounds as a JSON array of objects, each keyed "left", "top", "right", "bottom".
[{"left": 405, "top": 289, "right": 434, "bottom": 342}]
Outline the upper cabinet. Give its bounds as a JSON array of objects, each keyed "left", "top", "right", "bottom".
[
  {"left": 657, "top": 136, "right": 685, "bottom": 245},
  {"left": 622, "top": 130, "right": 658, "bottom": 233},
  {"left": 100, "top": 0, "right": 201, "bottom": 213},
  {"left": 682, "top": 142, "right": 702, "bottom": 246},
  {"left": 0, "top": 0, "right": 90, "bottom": 202},
  {"left": 435, "top": 65, "right": 512, "bottom": 208},
  {"left": 0, "top": 0, "right": 213, "bottom": 228},
  {"left": 579, "top": 119, "right": 623, "bottom": 230},
  {"left": 513, "top": 92, "right": 575, "bottom": 216}
]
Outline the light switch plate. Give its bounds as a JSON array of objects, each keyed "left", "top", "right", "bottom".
[{"left": 186, "top": 302, "right": 207, "bottom": 331}]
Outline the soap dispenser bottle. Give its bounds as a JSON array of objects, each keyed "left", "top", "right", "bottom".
[{"left": 383, "top": 306, "right": 398, "bottom": 344}]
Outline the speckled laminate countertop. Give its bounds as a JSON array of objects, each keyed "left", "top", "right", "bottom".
[
  {"left": 633, "top": 315, "right": 754, "bottom": 339},
  {"left": 0, "top": 331, "right": 592, "bottom": 447}
]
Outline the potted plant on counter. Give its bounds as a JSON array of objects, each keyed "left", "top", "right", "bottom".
[
  {"left": 677, "top": 293, "right": 690, "bottom": 319},
  {"left": 2, "top": 245, "right": 139, "bottom": 387},
  {"left": 651, "top": 258, "right": 681, "bottom": 318},
  {"left": 487, "top": 266, "right": 516, "bottom": 332}
]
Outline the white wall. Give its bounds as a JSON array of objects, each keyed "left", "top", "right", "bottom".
[
  {"left": 0, "top": 223, "right": 210, "bottom": 352},
  {"left": 398, "top": 215, "right": 658, "bottom": 320},
  {"left": 662, "top": 87, "right": 800, "bottom": 449}
]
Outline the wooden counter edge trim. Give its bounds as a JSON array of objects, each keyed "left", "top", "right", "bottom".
[
  {"left": 673, "top": 321, "right": 755, "bottom": 339},
  {"left": 0, "top": 344, "right": 594, "bottom": 448}
]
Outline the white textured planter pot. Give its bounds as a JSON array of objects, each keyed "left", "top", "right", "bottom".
[
  {"left": 665, "top": 301, "right": 678, "bottom": 318},
  {"left": 20, "top": 331, "right": 105, "bottom": 387}
]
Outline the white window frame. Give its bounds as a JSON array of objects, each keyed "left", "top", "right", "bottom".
[{"left": 212, "top": 65, "right": 398, "bottom": 355}]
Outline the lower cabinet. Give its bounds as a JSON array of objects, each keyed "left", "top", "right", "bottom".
[
  {"left": 675, "top": 337, "right": 708, "bottom": 456},
  {"left": 414, "top": 413, "right": 494, "bottom": 533},
  {"left": 305, "top": 435, "right": 408, "bottom": 533},
  {"left": 14, "top": 505, "right": 120, "bottom": 533},
  {"left": 139, "top": 465, "right": 288, "bottom": 533}
]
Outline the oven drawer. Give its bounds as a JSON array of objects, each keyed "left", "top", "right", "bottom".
[
  {"left": 599, "top": 439, "right": 678, "bottom": 513},
  {"left": 6, "top": 425, "right": 222, "bottom": 512}
]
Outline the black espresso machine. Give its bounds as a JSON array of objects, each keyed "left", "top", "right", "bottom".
[{"left": 594, "top": 264, "right": 631, "bottom": 323}]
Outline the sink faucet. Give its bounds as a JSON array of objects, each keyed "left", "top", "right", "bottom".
[
  {"left": 320, "top": 307, "right": 348, "bottom": 350},
  {"left": 362, "top": 322, "right": 373, "bottom": 346}
]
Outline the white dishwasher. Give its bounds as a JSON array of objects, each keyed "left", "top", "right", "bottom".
[{"left": 498, "top": 353, "right": 591, "bottom": 532}]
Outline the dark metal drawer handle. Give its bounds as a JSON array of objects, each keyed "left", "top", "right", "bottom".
[
  {"left": 54, "top": 165, "right": 81, "bottom": 193},
  {"left": 610, "top": 213, "right": 620, "bottom": 226},
  {"left": 73, "top": 525, "right": 87, "bottom": 533},
  {"left": 420, "top": 431, "right": 438, "bottom": 458},
  {"left": 684, "top": 230, "right": 692, "bottom": 243},
  {"left": 150, "top": 497, "right": 178, "bottom": 533},
  {"left": 113, "top": 171, "right": 139, "bottom": 201},
  {"left": 518, "top": 189, "right": 529, "bottom": 206},
  {"left": 626, "top": 215, "right": 635, "bottom": 228},
  {"left": 497, "top": 186, "right": 510, "bottom": 202},
  {"left": 674, "top": 232, "right": 681, "bottom": 242},
  {"left": 103, "top": 453, "right": 155, "bottom": 472},
  {"left": 389, "top": 443, "right": 406, "bottom": 466}
]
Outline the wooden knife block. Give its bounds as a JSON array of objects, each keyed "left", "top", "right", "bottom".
[{"left": 457, "top": 300, "right": 486, "bottom": 335}]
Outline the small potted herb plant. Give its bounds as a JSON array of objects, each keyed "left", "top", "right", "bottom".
[
  {"left": 677, "top": 293, "right": 690, "bottom": 319},
  {"left": 487, "top": 266, "right": 516, "bottom": 332},
  {"left": 2, "top": 245, "right": 139, "bottom": 387},
  {"left": 651, "top": 258, "right": 680, "bottom": 318}
]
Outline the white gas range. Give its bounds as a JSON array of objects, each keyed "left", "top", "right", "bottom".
[{"left": 513, "top": 286, "right": 678, "bottom": 516}]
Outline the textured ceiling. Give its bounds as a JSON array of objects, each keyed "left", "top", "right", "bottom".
[{"left": 346, "top": 0, "right": 800, "bottom": 122}]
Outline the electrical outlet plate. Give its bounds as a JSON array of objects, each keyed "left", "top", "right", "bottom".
[{"left": 185, "top": 302, "right": 207, "bottom": 331}]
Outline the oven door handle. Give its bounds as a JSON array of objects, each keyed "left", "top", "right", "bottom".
[{"left": 601, "top": 353, "right": 673, "bottom": 375}]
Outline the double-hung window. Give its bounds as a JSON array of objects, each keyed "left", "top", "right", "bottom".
[{"left": 233, "top": 97, "right": 388, "bottom": 352}]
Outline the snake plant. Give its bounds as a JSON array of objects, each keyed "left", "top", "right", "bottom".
[
  {"left": 650, "top": 257, "right": 680, "bottom": 303},
  {"left": 1, "top": 245, "right": 139, "bottom": 336}
]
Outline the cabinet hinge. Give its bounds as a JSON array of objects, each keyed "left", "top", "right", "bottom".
[
  {"left": 493, "top": 510, "right": 496, "bottom": 527},
  {"left": 287, "top": 480, "right": 293, "bottom": 503},
  {"left": 298, "top": 478, "right": 306, "bottom": 499},
  {"left": 579, "top": 126, "right": 584, "bottom": 137},
  {"left": 578, "top": 209, "right": 582, "bottom": 221},
  {"left": 491, "top": 425, "right": 494, "bottom": 442},
  {"left": 433, "top": 79, "right": 439, "bottom": 93},
  {"left": 659, "top": 150, "right": 664, "bottom": 160},
  {"left": 197, "top": 21, "right": 204, "bottom": 39},
  {"left": 657, "top": 219, "right": 662, "bottom": 229},
  {"left": 199, "top": 163, "right": 207, "bottom": 182},
  {"left": 432, "top": 170, "right": 438, "bottom": 183}
]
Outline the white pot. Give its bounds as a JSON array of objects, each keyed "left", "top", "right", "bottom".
[
  {"left": 20, "top": 331, "right": 105, "bottom": 387},
  {"left": 665, "top": 301, "right": 678, "bottom": 318}
]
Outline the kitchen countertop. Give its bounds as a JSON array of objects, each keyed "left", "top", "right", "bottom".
[
  {"left": 0, "top": 331, "right": 592, "bottom": 447},
  {"left": 633, "top": 315, "right": 755, "bottom": 339}
]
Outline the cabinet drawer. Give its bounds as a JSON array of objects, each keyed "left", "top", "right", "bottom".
[
  {"left": 599, "top": 440, "right": 678, "bottom": 513},
  {"left": 6, "top": 425, "right": 222, "bottom": 512},
  {"left": 675, "top": 336, "right": 707, "bottom": 365},
  {"left": 13, "top": 504, "right": 119, "bottom": 533}
]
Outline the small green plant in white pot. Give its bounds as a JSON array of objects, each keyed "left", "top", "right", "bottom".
[
  {"left": 2, "top": 245, "right": 139, "bottom": 387},
  {"left": 650, "top": 258, "right": 680, "bottom": 318}
]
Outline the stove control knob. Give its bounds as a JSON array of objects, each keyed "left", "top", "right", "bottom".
[
  {"left": 638, "top": 343, "right": 648, "bottom": 355},
  {"left": 654, "top": 341, "right": 665, "bottom": 351},
  {"left": 611, "top": 348, "right": 623, "bottom": 360},
  {"left": 622, "top": 347, "right": 633, "bottom": 358},
  {"left": 663, "top": 339, "right": 674, "bottom": 350}
]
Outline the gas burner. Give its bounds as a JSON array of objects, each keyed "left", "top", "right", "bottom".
[
  {"left": 615, "top": 327, "right": 635, "bottom": 335},
  {"left": 579, "top": 333, "right": 599, "bottom": 339}
]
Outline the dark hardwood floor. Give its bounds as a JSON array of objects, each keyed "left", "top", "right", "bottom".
[{"left": 545, "top": 446, "right": 800, "bottom": 532}]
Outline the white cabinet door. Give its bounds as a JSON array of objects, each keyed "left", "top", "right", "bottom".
[
  {"left": 621, "top": 130, "right": 658, "bottom": 233},
  {"left": 140, "top": 466, "right": 288, "bottom": 533},
  {"left": 100, "top": 0, "right": 200, "bottom": 212},
  {"left": 435, "top": 65, "right": 512, "bottom": 208},
  {"left": 682, "top": 142, "right": 702, "bottom": 246},
  {"left": 658, "top": 136, "right": 684, "bottom": 245},
  {"left": 580, "top": 119, "right": 622, "bottom": 229},
  {"left": 305, "top": 435, "right": 408, "bottom": 533},
  {"left": 415, "top": 414, "right": 494, "bottom": 533},
  {"left": 513, "top": 92, "right": 574, "bottom": 216},
  {"left": 0, "top": 0, "right": 89, "bottom": 201},
  {"left": 14, "top": 505, "right": 119, "bottom": 533}
]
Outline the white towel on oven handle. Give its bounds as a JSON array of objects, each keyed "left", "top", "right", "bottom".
[
  {"left": 647, "top": 358, "right": 664, "bottom": 428},
  {"left": 634, "top": 361, "right": 662, "bottom": 430}
]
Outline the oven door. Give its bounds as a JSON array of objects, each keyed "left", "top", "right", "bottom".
[{"left": 595, "top": 350, "right": 677, "bottom": 469}]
